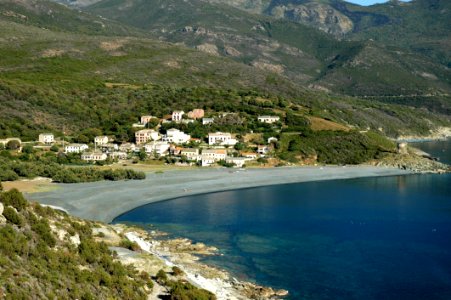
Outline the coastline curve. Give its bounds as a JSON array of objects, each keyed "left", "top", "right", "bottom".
[{"left": 26, "top": 166, "right": 412, "bottom": 223}]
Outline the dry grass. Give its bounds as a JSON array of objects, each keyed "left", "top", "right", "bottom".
[
  {"left": 308, "top": 116, "right": 349, "bottom": 131},
  {"left": 3, "top": 178, "right": 56, "bottom": 193}
]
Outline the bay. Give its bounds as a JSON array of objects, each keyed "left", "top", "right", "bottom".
[{"left": 114, "top": 140, "right": 451, "bottom": 299}]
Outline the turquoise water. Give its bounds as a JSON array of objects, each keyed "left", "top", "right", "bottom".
[{"left": 114, "top": 140, "right": 451, "bottom": 299}]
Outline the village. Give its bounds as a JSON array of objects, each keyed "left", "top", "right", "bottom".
[{"left": 0, "top": 109, "right": 282, "bottom": 168}]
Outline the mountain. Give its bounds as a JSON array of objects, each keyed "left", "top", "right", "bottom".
[
  {"left": 0, "top": 0, "right": 449, "bottom": 141},
  {"left": 203, "top": 0, "right": 450, "bottom": 67},
  {"left": 84, "top": 0, "right": 450, "bottom": 112}
]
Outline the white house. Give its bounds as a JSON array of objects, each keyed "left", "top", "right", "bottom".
[
  {"left": 202, "top": 118, "right": 214, "bottom": 125},
  {"left": 119, "top": 143, "right": 136, "bottom": 153},
  {"left": 208, "top": 132, "right": 237, "bottom": 146},
  {"left": 164, "top": 128, "right": 191, "bottom": 144},
  {"left": 172, "top": 111, "right": 185, "bottom": 122},
  {"left": 258, "top": 116, "right": 280, "bottom": 124},
  {"left": 200, "top": 149, "right": 227, "bottom": 166},
  {"left": 135, "top": 129, "right": 160, "bottom": 144},
  {"left": 38, "top": 133, "right": 54, "bottom": 145},
  {"left": 81, "top": 152, "right": 107, "bottom": 161},
  {"left": 108, "top": 151, "right": 128, "bottom": 160},
  {"left": 181, "top": 148, "right": 200, "bottom": 160},
  {"left": 94, "top": 136, "right": 109, "bottom": 145},
  {"left": 201, "top": 149, "right": 227, "bottom": 161},
  {"left": 225, "top": 157, "right": 249, "bottom": 168},
  {"left": 65, "top": 144, "right": 89, "bottom": 153},
  {"left": 201, "top": 155, "right": 216, "bottom": 167},
  {"left": 144, "top": 141, "right": 170, "bottom": 157}
]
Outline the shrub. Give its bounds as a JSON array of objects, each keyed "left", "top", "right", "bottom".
[
  {"left": 156, "top": 269, "right": 168, "bottom": 284},
  {"left": 0, "top": 189, "right": 28, "bottom": 211},
  {"left": 31, "top": 220, "right": 56, "bottom": 248},
  {"left": 172, "top": 266, "right": 184, "bottom": 277},
  {"left": 168, "top": 280, "right": 216, "bottom": 300},
  {"left": 3, "top": 207, "right": 23, "bottom": 226},
  {"left": 6, "top": 140, "right": 20, "bottom": 150},
  {"left": 119, "top": 239, "right": 141, "bottom": 251}
]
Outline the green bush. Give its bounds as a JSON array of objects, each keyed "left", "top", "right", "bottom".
[
  {"left": 119, "top": 239, "right": 141, "bottom": 251},
  {"left": 31, "top": 219, "right": 56, "bottom": 248},
  {"left": 168, "top": 280, "right": 216, "bottom": 300},
  {"left": 3, "top": 207, "right": 24, "bottom": 226},
  {"left": 156, "top": 269, "right": 168, "bottom": 284},
  {"left": 0, "top": 189, "right": 28, "bottom": 211}
]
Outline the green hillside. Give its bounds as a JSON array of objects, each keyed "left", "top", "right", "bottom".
[
  {"left": 0, "top": 0, "right": 449, "bottom": 142},
  {"left": 85, "top": 0, "right": 451, "bottom": 111}
]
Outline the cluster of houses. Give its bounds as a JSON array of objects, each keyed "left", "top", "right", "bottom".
[{"left": 2, "top": 109, "right": 281, "bottom": 167}]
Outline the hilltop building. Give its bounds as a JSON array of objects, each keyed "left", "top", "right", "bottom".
[
  {"left": 258, "top": 116, "right": 280, "bottom": 124},
  {"left": 38, "top": 133, "right": 54, "bottom": 145},
  {"left": 65, "top": 144, "right": 89, "bottom": 153},
  {"left": 94, "top": 136, "right": 109, "bottom": 145},
  {"left": 172, "top": 111, "right": 185, "bottom": 123}
]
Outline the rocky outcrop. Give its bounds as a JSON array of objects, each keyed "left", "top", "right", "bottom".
[
  {"left": 373, "top": 153, "right": 450, "bottom": 174},
  {"left": 196, "top": 43, "right": 220, "bottom": 56},
  {"left": 269, "top": 2, "right": 353, "bottom": 37}
]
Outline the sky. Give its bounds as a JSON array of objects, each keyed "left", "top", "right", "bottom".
[{"left": 345, "top": 0, "right": 411, "bottom": 5}]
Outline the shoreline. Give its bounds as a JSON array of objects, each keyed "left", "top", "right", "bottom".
[{"left": 26, "top": 165, "right": 412, "bottom": 223}]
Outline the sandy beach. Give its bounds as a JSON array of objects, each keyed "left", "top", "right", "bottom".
[{"left": 26, "top": 166, "right": 411, "bottom": 223}]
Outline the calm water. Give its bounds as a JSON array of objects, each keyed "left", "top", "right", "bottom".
[{"left": 114, "top": 140, "right": 451, "bottom": 299}]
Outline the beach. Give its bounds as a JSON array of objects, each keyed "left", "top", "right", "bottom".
[{"left": 26, "top": 165, "right": 411, "bottom": 223}]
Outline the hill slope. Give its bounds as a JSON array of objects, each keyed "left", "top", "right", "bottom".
[
  {"left": 84, "top": 0, "right": 450, "bottom": 111},
  {"left": 0, "top": 0, "right": 449, "bottom": 141}
]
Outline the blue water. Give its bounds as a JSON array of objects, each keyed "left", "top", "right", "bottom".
[{"left": 114, "top": 140, "right": 451, "bottom": 300}]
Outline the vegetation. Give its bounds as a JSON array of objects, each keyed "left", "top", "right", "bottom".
[
  {"left": 277, "top": 130, "right": 396, "bottom": 165},
  {"left": 0, "top": 189, "right": 217, "bottom": 299},
  {"left": 0, "top": 190, "right": 151, "bottom": 299},
  {"left": 0, "top": 155, "right": 145, "bottom": 183},
  {"left": 155, "top": 269, "right": 216, "bottom": 300},
  {"left": 0, "top": 0, "right": 448, "bottom": 145}
]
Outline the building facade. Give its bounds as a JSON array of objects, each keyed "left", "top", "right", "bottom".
[
  {"left": 39, "top": 133, "right": 54, "bottom": 145},
  {"left": 65, "top": 144, "right": 89, "bottom": 153},
  {"left": 258, "top": 116, "right": 280, "bottom": 124},
  {"left": 135, "top": 129, "right": 160, "bottom": 144},
  {"left": 208, "top": 132, "right": 237, "bottom": 146}
]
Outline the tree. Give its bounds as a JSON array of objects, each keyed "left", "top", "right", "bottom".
[
  {"left": 234, "top": 142, "right": 245, "bottom": 151},
  {"left": 138, "top": 149, "right": 147, "bottom": 161},
  {"left": 50, "top": 145, "right": 59, "bottom": 152},
  {"left": 6, "top": 140, "right": 20, "bottom": 150},
  {"left": 22, "top": 145, "right": 34, "bottom": 154}
]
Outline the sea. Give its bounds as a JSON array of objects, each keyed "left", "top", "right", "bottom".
[{"left": 114, "top": 140, "right": 451, "bottom": 300}]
